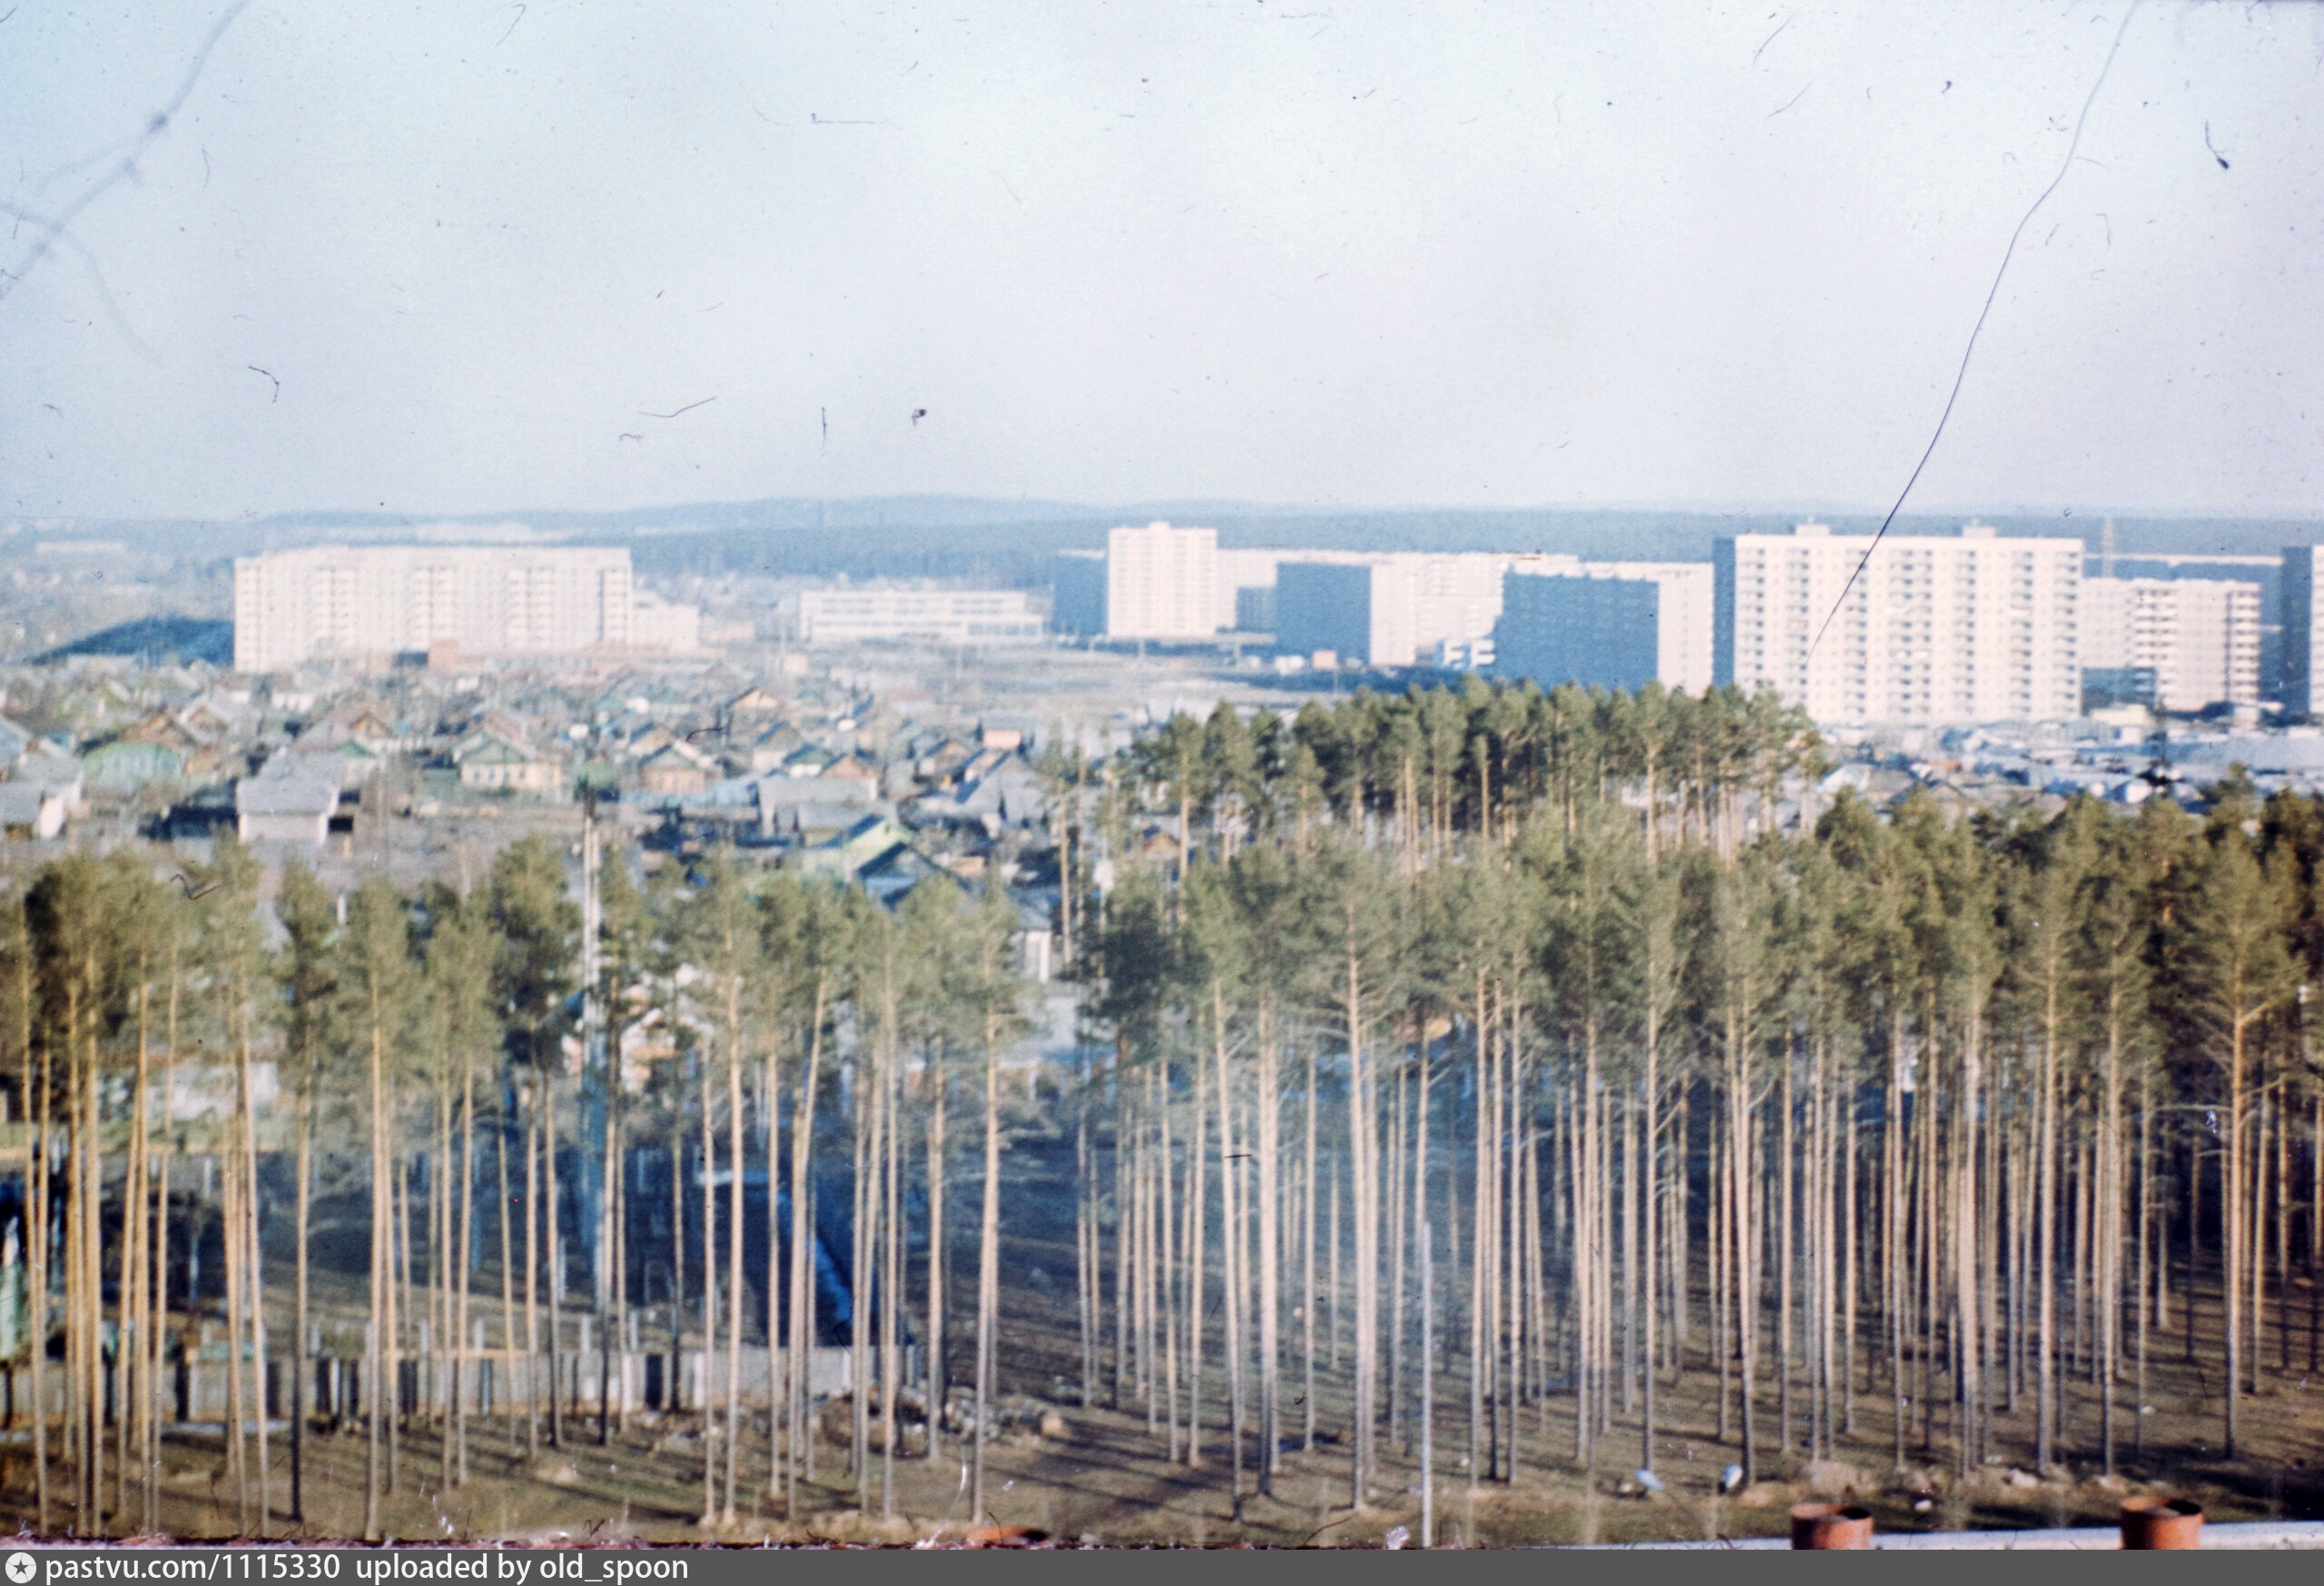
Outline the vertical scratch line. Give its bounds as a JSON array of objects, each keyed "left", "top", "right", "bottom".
[{"left": 1809, "top": 1, "right": 2140, "bottom": 661}]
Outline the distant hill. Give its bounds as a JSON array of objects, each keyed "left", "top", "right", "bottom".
[{"left": 34, "top": 616, "right": 233, "bottom": 667}]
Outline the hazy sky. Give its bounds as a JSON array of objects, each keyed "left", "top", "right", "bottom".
[{"left": 2, "top": 1, "right": 2319, "bottom": 522}]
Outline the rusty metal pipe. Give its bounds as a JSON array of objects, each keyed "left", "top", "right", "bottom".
[
  {"left": 1791, "top": 1502, "right": 1875, "bottom": 1550},
  {"left": 2121, "top": 1498, "right": 2203, "bottom": 1551}
]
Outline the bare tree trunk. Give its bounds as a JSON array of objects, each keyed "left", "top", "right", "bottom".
[
  {"left": 457, "top": 1050, "right": 474, "bottom": 1489},
  {"left": 924, "top": 1043, "right": 946, "bottom": 1466},
  {"left": 545, "top": 1055, "right": 565, "bottom": 1456},
  {"left": 1472, "top": 976, "right": 1492, "bottom": 1488},
  {"left": 2136, "top": 1062, "right": 2152, "bottom": 1461},
  {"left": 1420, "top": 1218, "right": 1434, "bottom": 1549},
  {"left": 2251, "top": 1079, "right": 2269, "bottom": 1394},
  {"left": 392, "top": 1140, "right": 409, "bottom": 1493},
  {"left": 1346, "top": 951, "right": 1377, "bottom": 1510},
  {"left": 2276, "top": 1080, "right": 2290, "bottom": 1374},
  {"left": 1114, "top": 1047, "right": 1129, "bottom": 1415},
  {"left": 1414, "top": 1038, "right": 1432, "bottom": 1473},
  {"left": 226, "top": 1127, "right": 251, "bottom": 1533},
  {"left": 1886, "top": 1016, "right": 1904, "bottom": 1472},
  {"left": 1256, "top": 1016, "right": 1281, "bottom": 1495},
  {"left": 122, "top": 981, "right": 148, "bottom": 1533},
  {"left": 1506, "top": 990, "right": 1527, "bottom": 1474},
  {"left": 724, "top": 1034, "right": 743, "bottom": 1522},
  {"left": 24, "top": 957, "right": 47, "bottom": 1534},
  {"left": 1641, "top": 1039, "right": 1658, "bottom": 1474},
  {"left": 2226, "top": 1020, "right": 2246, "bottom": 1459},
  {"left": 2037, "top": 1010, "right": 2057, "bottom": 1472},
  {"left": 1187, "top": 1033, "right": 1206, "bottom": 1469},
  {"left": 1728, "top": 1013, "right": 1758, "bottom": 1483},
  {"left": 1716, "top": 1098, "right": 1730, "bottom": 1448},
  {"left": 366, "top": 1002, "right": 388, "bottom": 1541},
  {"left": 850, "top": 1043, "right": 871, "bottom": 1507},
  {"left": 699, "top": 1047, "right": 718, "bottom": 1527},
  {"left": 496, "top": 1118, "right": 517, "bottom": 1455},
  {"left": 1841, "top": 1069, "right": 1856, "bottom": 1436},
  {"left": 1160, "top": 1062, "right": 1179, "bottom": 1464},
  {"left": 1214, "top": 990, "right": 1245, "bottom": 1514},
  {"left": 1303, "top": 1044, "right": 1317, "bottom": 1455},
  {"left": 1777, "top": 1046, "right": 1794, "bottom": 1454},
  {"left": 1329, "top": 1149, "right": 1341, "bottom": 1379},
  {"left": 1955, "top": 1012, "right": 1984, "bottom": 1480},
  {"left": 2101, "top": 1028, "right": 2122, "bottom": 1473},
  {"left": 785, "top": 979, "right": 825, "bottom": 1514},
  {"left": 525, "top": 1118, "right": 540, "bottom": 1463},
  {"left": 1075, "top": 1055, "right": 1094, "bottom": 1413},
  {"left": 762, "top": 1051, "right": 779, "bottom": 1500},
  {"left": 1389, "top": 1052, "right": 1408, "bottom": 1453},
  {"left": 974, "top": 1010, "right": 1000, "bottom": 1519},
  {"left": 880, "top": 1021, "right": 902, "bottom": 1523},
  {"left": 238, "top": 996, "right": 271, "bottom": 1536}
]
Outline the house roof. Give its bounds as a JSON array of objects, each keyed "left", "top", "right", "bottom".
[
  {"left": 0, "top": 783, "right": 60, "bottom": 825},
  {"left": 458, "top": 736, "right": 551, "bottom": 768},
  {"left": 640, "top": 742, "right": 714, "bottom": 771},
  {"left": 235, "top": 768, "right": 340, "bottom": 817},
  {"left": 11, "top": 745, "right": 84, "bottom": 791}
]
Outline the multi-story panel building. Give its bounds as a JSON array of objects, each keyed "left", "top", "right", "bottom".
[
  {"left": 1051, "top": 550, "right": 1108, "bottom": 636},
  {"left": 1275, "top": 552, "right": 1579, "bottom": 667},
  {"left": 2083, "top": 576, "right": 2260, "bottom": 712},
  {"left": 1714, "top": 522, "right": 2081, "bottom": 724},
  {"left": 2098, "top": 552, "right": 2282, "bottom": 697},
  {"left": 232, "top": 545, "right": 692, "bottom": 672},
  {"left": 796, "top": 587, "right": 1044, "bottom": 646},
  {"left": 2281, "top": 547, "right": 2324, "bottom": 715},
  {"left": 1105, "top": 522, "right": 1224, "bottom": 639},
  {"left": 1492, "top": 563, "right": 1715, "bottom": 695}
]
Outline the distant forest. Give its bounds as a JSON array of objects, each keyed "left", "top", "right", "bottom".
[{"left": 37, "top": 500, "right": 2324, "bottom": 596}]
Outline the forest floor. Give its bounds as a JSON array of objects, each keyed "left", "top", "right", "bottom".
[
  {"left": 4, "top": 1272, "right": 2321, "bottom": 1547},
  {"left": 3, "top": 1137, "right": 2321, "bottom": 1546}
]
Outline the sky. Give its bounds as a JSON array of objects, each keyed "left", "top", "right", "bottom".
[{"left": 1, "top": 1, "right": 2319, "bottom": 523}]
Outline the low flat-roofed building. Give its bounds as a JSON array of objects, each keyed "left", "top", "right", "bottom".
[
  {"left": 797, "top": 587, "right": 1043, "bottom": 646},
  {"left": 235, "top": 764, "right": 341, "bottom": 847}
]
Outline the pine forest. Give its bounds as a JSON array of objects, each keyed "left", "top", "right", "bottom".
[{"left": 0, "top": 679, "right": 2319, "bottom": 1544}]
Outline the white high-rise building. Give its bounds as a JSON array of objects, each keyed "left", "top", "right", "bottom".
[
  {"left": 1106, "top": 523, "right": 1225, "bottom": 639},
  {"left": 1714, "top": 522, "right": 2082, "bottom": 724},
  {"left": 1492, "top": 563, "right": 1715, "bottom": 696},
  {"left": 233, "top": 545, "right": 697, "bottom": 672},
  {"left": 2083, "top": 576, "right": 2260, "bottom": 712}
]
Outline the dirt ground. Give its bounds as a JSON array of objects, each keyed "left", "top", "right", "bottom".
[
  {"left": 7, "top": 1141, "right": 2321, "bottom": 1546},
  {"left": 6, "top": 1286, "right": 2320, "bottom": 1547}
]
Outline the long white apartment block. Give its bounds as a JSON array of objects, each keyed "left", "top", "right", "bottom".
[
  {"left": 797, "top": 587, "right": 1043, "bottom": 646},
  {"left": 1492, "top": 563, "right": 1715, "bottom": 696},
  {"left": 1275, "top": 552, "right": 1578, "bottom": 668},
  {"left": 2083, "top": 576, "right": 2260, "bottom": 712},
  {"left": 1106, "top": 522, "right": 1226, "bottom": 639},
  {"left": 1714, "top": 523, "right": 2082, "bottom": 724},
  {"left": 233, "top": 545, "right": 698, "bottom": 673}
]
